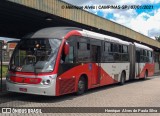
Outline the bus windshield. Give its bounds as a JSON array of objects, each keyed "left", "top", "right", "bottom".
[{"left": 9, "top": 38, "right": 61, "bottom": 73}]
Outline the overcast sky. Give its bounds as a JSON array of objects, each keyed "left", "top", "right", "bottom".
[{"left": 62, "top": 0, "right": 160, "bottom": 39}]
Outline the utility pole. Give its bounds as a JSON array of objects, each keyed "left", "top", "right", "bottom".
[{"left": 0, "top": 41, "right": 2, "bottom": 91}]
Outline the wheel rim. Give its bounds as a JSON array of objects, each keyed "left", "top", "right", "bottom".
[
  {"left": 122, "top": 76, "right": 124, "bottom": 83},
  {"left": 145, "top": 72, "right": 147, "bottom": 79},
  {"left": 78, "top": 80, "right": 85, "bottom": 91},
  {"left": 121, "top": 73, "right": 125, "bottom": 84}
]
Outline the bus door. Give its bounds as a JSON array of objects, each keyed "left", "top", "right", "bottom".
[
  {"left": 129, "top": 44, "right": 136, "bottom": 80},
  {"left": 90, "top": 40, "right": 101, "bottom": 85}
]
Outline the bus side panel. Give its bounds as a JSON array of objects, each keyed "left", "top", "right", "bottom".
[
  {"left": 100, "top": 63, "right": 117, "bottom": 85},
  {"left": 56, "top": 63, "right": 92, "bottom": 96},
  {"left": 89, "top": 63, "right": 117, "bottom": 87},
  {"left": 56, "top": 63, "right": 120, "bottom": 96},
  {"left": 100, "top": 63, "right": 130, "bottom": 85},
  {"left": 146, "top": 63, "right": 155, "bottom": 76},
  {"left": 136, "top": 63, "right": 154, "bottom": 78}
]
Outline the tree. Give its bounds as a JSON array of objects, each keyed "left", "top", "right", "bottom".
[{"left": 155, "top": 36, "right": 160, "bottom": 42}]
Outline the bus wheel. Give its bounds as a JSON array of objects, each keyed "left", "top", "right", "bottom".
[
  {"left": 143, "top": 71, "right": 148, "bottom": 80},
  {"left": 76, "top": 77, "right": 86, "bottom": 95},
  {"left": 120, "top": 72, "right": 125, "bottom": 85}
]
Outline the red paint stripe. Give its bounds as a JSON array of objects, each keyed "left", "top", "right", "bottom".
[
  {"left": 10, "top": 76, "right": 42, "bottom": 84},
  {"left": 9, "top": 71, "right": 54, "bottom": 76},
  {"left": 138, "top": 63, "right": 154, "bottom": 78},
  {"left": 56, "top": 63, "right": 118, "bottom": 96},
  {"left": 53, "top": 30, "right": 81, "bottom": 74},
  {"left": 64, "top": 30, "right": 81, "bottom": 40}
]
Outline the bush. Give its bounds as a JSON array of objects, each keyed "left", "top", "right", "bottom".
[{"left": 1, "top": 65, "right": 8, "bottom": 78}]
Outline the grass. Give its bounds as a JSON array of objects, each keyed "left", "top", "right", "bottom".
[{"left": 1, "top": 65, "right": 8, "bottom": 78}]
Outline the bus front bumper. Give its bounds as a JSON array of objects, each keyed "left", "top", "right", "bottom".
[{"left": 6, "top": 78, "right": 57, "bottom": 96}]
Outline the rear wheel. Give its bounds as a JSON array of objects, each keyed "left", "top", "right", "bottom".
[
  {"left": 143, "top": 71, "right": 148, "bottom": 80},
  {"left": 76, "top": 77, "right": 86, "bottom": 95},
  {"left": 120, "top": 72, "right": 125, "bottom": 85}
]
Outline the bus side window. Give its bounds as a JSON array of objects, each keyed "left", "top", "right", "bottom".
[
  {"left": 64, "top": 46, "right": 74, "bottom": 63},
  {"left": 77, "top": 41, "right": 90, "bottom": 62},
  {"left": 149, "top": 51, "right": 153, "bottom": 62},
  {"left": 136, "top": 49, "right": 140, "bottom": 62},
  {"left": 122, "top": 45, "right": 129, "bottom": 61}
]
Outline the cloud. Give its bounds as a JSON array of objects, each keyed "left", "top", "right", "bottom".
[
  {"left": 62, "top": 0, "right": 160, "bottom": 38},
  {"left": 147, "top": 9, "right": 160, "bottom": 38},
  {"left": 62, "top": 0, "right": 160, "bottom": 6},
  {"left": 61, "top": 0, "right": 90, "bottom": 6},
  {"left": 111, "top": 8, "right": 160, "bottom": 38}
]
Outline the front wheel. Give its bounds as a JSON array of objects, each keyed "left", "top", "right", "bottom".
[{"left": 76, "top": 77, "right": 86, "bottom": 95}]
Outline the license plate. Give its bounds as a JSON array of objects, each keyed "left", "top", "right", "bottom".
[{"left": 19, "top": 88, "right": 27, "bottom": 92}]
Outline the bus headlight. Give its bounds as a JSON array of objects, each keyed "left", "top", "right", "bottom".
[{"left": 41, "top": 79, "right": 51, "bottom": 85}]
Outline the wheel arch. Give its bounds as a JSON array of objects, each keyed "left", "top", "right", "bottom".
[
  {"left": 145, "top": 69, "right": 148, "bottom": 77},
  {"left": 79, "top": 74, "right": 88, "bottom": 90},
  {"left": 119, "top": 70, "right": 126, "bottom": 85},
  {"left": 121, "top": 70, "right": 126, "bottom": 80}
]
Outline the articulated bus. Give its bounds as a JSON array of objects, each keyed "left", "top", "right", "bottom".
[{"left": 6, "top": 27, "right": 154, "bottom": 96}]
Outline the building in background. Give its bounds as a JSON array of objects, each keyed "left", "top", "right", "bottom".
[
  {"left": 3, "top": 42, "right": 17, "bottom": 65},
  {"left": 0, "top": 38, "right": 19, "bottom": 65}
]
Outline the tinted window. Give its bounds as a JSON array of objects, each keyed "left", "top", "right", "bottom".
[
  {"left": 123, "top": 45, "right": 128, "bottom": 53},
  {"left": 104, "top": 42, "right": 111, "bottom": 52},
  {"left": 137, "top": 48, "right": 152, "bottom": 63},
  {"left": 103, "top": 42, "right": 129, "bottom": 62},
  {"left": 136, "top": 48, "right": 140, "bottom": 62},
  {"left": 113, "top": 44, "right": 119, "bottom": 52},
  {"left": 77, "top": 39, "right": 90, "bottom": 62},
  {"left": 65, "top": 46, "right": 74, "bottom": 63}
]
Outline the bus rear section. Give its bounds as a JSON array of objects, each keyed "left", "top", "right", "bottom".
[
  {"left": 135, "top": 43, "right": 154, "bottom": 79},
  {"left": 129, "top": 43, "right": 154, "bottom": 80}
]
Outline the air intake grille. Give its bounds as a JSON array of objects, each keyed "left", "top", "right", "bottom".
[{"left": 59, "top": 78, "right": 75, "bottom": 95}]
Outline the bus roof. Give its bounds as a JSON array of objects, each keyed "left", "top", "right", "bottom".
[
  {"left": 134, "top": 42, "right": 153, "bottom": 51},
  {"left": 29, "top": 27, "right": 82, "bottom": 39},
  {"left": 28, "top": 27, "right": 130, "bottom": 45},
  {"left": 80, "top": 29, "right": 130, "bottom": 45}
]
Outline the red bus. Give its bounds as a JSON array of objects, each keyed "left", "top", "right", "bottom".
[{"left": 6, "top": 27, "right": 154, "bottom": 96}]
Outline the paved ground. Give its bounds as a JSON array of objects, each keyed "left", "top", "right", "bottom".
[{"left": 0, "top": 76, "right": 160, "bottom": 116}]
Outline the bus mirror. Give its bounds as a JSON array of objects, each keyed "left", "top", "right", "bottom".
[{"left": 64, "top": 42, "right": 69, "bottom": 55}]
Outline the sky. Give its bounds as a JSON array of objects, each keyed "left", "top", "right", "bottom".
[{"left": 62, "top": 0, "right": 160, "bottom": 39}]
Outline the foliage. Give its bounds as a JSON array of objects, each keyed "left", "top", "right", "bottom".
[
  {"left": 0, "top": 65, "right": 8, "bottom": 78},
  {"left": 155, "top": 36, "right": 160, "bottom": 42}
]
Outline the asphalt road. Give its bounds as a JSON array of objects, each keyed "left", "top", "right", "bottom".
[{"left": 0, "top": 76, "right": 160, "bottom": 116}]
